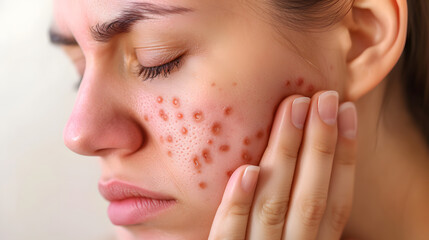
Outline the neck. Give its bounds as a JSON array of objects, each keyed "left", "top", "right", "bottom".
[{"left": 343, "top": 77, "right": 429, "bottom": 240}]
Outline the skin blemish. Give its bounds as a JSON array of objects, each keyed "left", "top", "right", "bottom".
[
  {"left": 226, "top": 170, "right": 233, "bottom": 177},
  {"left": 219, "top": 145, "right": 230, "bottom": 152},
  {"left": 193, "top": 111, "right": 204, "bottom": 122},
  {"left": 177, "top": 113, "right": 184, "bottom": 119},
  {"left": 172, "top": 98, "right": 180, "bottom": 107},
  {"left": 243, "top": 137, "right": 251, "bottom": 146},
  {"left": 159, "top": 109, "right": 168, "bottom": 121},
  {"left": 211, "top": 82, "right": 216, "bottom": 87},
  {"left": 285, "top": 80, "right": 291, "bottom": 87},
  {"left": 144, "top": 115, "right": 149, "bottom": 122},
  {"left": 199, "top": 182, "right": 207, "bottom": 189},
  {"left": 202, "top": 149, "right": 212, "bottom": 164},
  {"left": 241, "top": 150, "right": 252, "bottom": 163},
  {"left": 207, "top": 139, "right": 213, "bottom": 145},
  {"left": 296, "top": 78, "right": 304, "bottom": 87},
  {"left": 256, "top": 130, "right": 264, "bottom": 139},
  {"left": 193, "top": 156, "right": 202, "bottom": 170},
  {"left": 232, "top": 82, "right": 237, "bottom": 86},
  {"left": 223, "top": 106, "right": 232, "bottom": 116},
  {"left": 167, "top": 151, "right": 173, "bottom": 157},
  {"left": 211, "top": 122, "right": 222, "bottom": 135},
  {"left": 181, "top": 127, "right": 188, "bottom": 135},
  {"left": 307, "top": 84, "right": 315, "bottom": 93},
  {"left": 167, "top": 135, "right": 173, "bottom": 143},
  {"left": 160, "top": 136, "right": 164, "bottom": 144},
  {"left": 157, "top": 96, "right": 164, "bottom": 103}
]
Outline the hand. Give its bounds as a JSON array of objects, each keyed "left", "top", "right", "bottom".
[{"left": 208, "top": 91, "right": 358, "bottom": 240}]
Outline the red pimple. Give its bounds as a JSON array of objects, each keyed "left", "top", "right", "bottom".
[
  {"left": 223, "top": 106, "right": 232, "bottom": 116},
  {"left": 177, "top": 113, "right": 184, "bottom": 119},
  {"left": 285, "top": 80, "right": 291, "bottom": 87},
  {"left": 193, "top": 156, "right": 201, "bottom": 170},
  {"left": 211, "top": 82, "right": 216, "bottom": 87},
  {"left": 242, "top": 150, "right": 252, "bottom": 163},
  {"left": 159, "top": 109, "right": 168, "bottom": 121},
  {"left": 194, "top": 111, "right": 204, "bottom": 122},
  {"left": 256, "top": 130, "right": 264, "bottom": 139},
  {"left": 296, "top": 78, "right": 304, "bottom": 87},
  {"left": 232, "top": 82, "right": 237, "bottom": 86},
  {"left": 167, "top": 135, "right": 173, "bottom": 143},
  {"left": 167, "top": 151, "right": 173, "bottom": 157},
  {"left": 144, "top": 115, "right": 149, "bottom": 122},
  {"left": 219, "top": 145, "right": 230, "bottom": 152},
  {"left": 181, "top": 127, "right": 188, "bottom": 135},
  {"left": 199, "top": 182, "right": 207, "bottom": 189},
  {"left": 243, "top": 137, "right": 251, "bottom": 146},
  {"left": 172, "top": 98, "right": 180, "bottom": 107},
  {"left": 157, "top": 96, "right": 163, "bottom": 103},
  {"left": 202, "top": 149, "right": 212, "bottom": 163},
  {"left": 207, "top": 139, "right": 213, "bottom": 145},
  {"left": 226, "top": 170, "right": 234, "bottom": 177},
  {"left": 211, "top": 122, "right": 222, "bottom": 135}
]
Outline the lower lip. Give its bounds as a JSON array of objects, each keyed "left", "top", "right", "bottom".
[{"left": 107, "top": 197, "right": 176, "bottom": 225}]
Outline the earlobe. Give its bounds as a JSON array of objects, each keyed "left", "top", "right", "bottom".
[{"left": 343, "top": 0, "right": 407, "bottom": 101}]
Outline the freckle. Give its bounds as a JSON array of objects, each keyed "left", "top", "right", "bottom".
[
  {"left": 256, "top": 130, "right": 264, "bottom": 139},
  {"left": 199, "top": 182, "right": 207, "bottom": 189},
  {"left": 181, "top": 127, "right": 188, "bottom": 135},
  {"left": 232, "top": 82, "right": 237, "bottom": 86},
  {"left": 172, "top": 98, "right": 180, "bottom": 107},
  {"left": 207, "top": 139, "right": 213, "bottom": 145},
  {"left": 223, "top": 106, "right": 232, "bottom": 116},
  {"left": 307, "top": 84, "right": 314, "bottom": 93},
  {"left": 226, "top": 170, "right": 233, "bottom": 177},
  {"left": 242, "top": 150, "right": 252, "bottom": 163},
  {"left": 167, "top": 135, "right": 173, "bottom": 143},
  {"left": 202, "top": 149, "right": 212, "bottom": 163},
  {"left": 177, "top": 113, "right": 184, "bottom": 119},
  {"left": 167, "top": 151, "right": 173, "bottom": 157},
  {"left": 296, "top": 78, "right": 304, "bottom": 87},
  {"left": 211, "top": 122, "right": 222, "bottom": 135},
  {"left": 219, "top": 145, "right": 230, "bottom": 152},
  {"left": 194, "top": 111, "right": 204, "bottom": 122},
  {"left": 157, "top": 96, "right": 163, "bottom": 103},
  {"left": 193, "top": 156, "right": 201, "bottom": 170},
  {"left": 144, "top": 115, "right": 149, "bottom": 122},
  {"left": 243, "top": 137, "right": 251, "bottom": 146}
]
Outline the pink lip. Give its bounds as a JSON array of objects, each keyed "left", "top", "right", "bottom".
[{"left": 98, "top": 180, "right": 176, "bottom": 225}]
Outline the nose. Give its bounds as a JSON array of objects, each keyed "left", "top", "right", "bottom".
[{"left": 63, "top": 74, "right": 144, "bottom": 157}]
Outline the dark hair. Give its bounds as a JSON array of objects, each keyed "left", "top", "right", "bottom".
[{"left": 271, "top": 0, "right": 429, "bottom": 147}]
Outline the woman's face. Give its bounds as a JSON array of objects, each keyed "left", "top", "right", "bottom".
[{"left": 54, "top": 0, "right": 341, "bottom": 239}]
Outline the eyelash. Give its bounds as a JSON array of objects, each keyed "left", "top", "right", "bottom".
[{"left": 138, "top": 56, "right": 183, "bottom": 81}]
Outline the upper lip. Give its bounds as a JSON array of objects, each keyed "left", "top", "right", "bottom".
[{"left": 98, "top": 180, "right": 175, "bottom": 202}]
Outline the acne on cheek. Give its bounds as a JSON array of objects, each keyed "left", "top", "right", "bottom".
[
  {"left": 145, "top": 95, "right": 269, "bottom": 191},
  {"left": 284, "top": 77, "right": 316, "bottom": 96}
]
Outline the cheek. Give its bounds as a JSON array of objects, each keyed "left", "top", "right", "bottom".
[{"left": 141, "top": 94, "right": 271, "bottom": 192}]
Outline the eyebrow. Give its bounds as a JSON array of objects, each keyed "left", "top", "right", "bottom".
[{"left": 49, "top": 2, "right": 192, "bottom": 45}]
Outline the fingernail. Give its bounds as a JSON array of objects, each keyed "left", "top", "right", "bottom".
[
  {"left": 241, "top": 166, "right": 260, "bottom": 193},
  {"left": 291, "top": 97, "right": 311, "bottom": 129},
  {"left": 318, "top": 91, "right": 339, "bottom": 125},
  {"left": 338, "top": 102, "right": 358, "bottom": 139}
]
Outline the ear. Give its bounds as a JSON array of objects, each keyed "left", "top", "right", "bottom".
[{"left": 343, "top": 0, "right": 408, "bottom": 101}]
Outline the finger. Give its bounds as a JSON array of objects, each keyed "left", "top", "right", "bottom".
[
  {"left": 247, "top": 95, "right": 310, "bottom": 240},
  {"left": 208, "top": 165, "right": 260, "bottom": 240},
  {"left": 283, "top": 91, "right": 339, "bottom": 240},
  {"left": 317, "top": 102, "right": 358, "bottom": 240}
]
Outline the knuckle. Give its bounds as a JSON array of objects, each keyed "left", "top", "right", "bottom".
[
  {"left": 311, "top": 141, "right": 335, "bottom": 158},
  {"left": 299, "top": 195, "right": 328, "bottom": 228},
  {"left": 328, "top": 204, "right": 352, "bottom": 232},
  {"left": 258, "top": 197, "right": 289, "bottom": 227},
  {"left": 227, "top": 202, "right": 251, "bottom": 217},
  {"left": 279, "top": 145, "right": 299, "bottom": 160}
]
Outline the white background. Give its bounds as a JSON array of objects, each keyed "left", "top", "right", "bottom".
[{"left": 0, "top": 1, "right": 115, "bottom": 239}]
